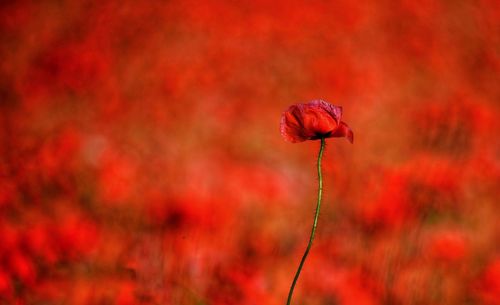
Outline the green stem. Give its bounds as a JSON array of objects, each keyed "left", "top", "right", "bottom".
[{"left": 286, "top": 137, "right": 326, "bottom": 305}]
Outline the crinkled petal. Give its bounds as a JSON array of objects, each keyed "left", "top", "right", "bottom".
[
  {"left": 310, "top": 99, "right": 342, "bottom": 123},
  {"left": 300, "top": 106, "right": 337, "bottom": 138},
  {"left": 280, "top": 106, "right": 307, "bottom": 142},
  {"left": 331, "top": 121, "right": 354, "bottom": 143}
]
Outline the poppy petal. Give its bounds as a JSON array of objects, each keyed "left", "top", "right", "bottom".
[
  {"left": 331, "top": 121, "right": 354, "bottom": 143},
  {"left": 311, "top": 100, "right": 342, "bottom": 122},
  {"left": 281, "top": 107, "right": 308, "bottom": 142}
]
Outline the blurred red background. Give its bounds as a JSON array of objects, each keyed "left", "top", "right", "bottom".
[{"left": 0, "top": 1, "right": 499, "bottom": 304}]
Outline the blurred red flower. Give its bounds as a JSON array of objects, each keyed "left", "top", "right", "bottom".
[
  {"left": 425, "top": 230, "right": 468, "bottom": 263},
  {"left": 280, "top": 99, "right": 354, "bottom": 143},
  {"left": 475, "top": 258, "right": 500, "bottom": 305},
  {"left": 8, "top": 251, "right": 36, "bottom": 287},
  {"left": 0, "top": 270, "right": 13, "bottom": 298}
]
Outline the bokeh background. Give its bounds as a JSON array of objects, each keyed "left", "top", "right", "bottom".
[{"left": 1, "top": 1, "right": 499, "bottom": 304}]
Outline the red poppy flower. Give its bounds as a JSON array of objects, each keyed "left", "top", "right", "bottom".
[{"left": 280, "top": 99, "right": 354, "bottom": 143}]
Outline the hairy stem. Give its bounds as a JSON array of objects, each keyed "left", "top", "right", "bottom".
[{"left": 286, "top": 137, "right": 326, "bottom": 305}]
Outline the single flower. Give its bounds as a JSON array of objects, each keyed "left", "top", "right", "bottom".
[
  {"left": 282, "top": 100, "right": 354, "bottom": 305},
  {"left": 280, "top": 99, "right": 354, "bottom": 143}
]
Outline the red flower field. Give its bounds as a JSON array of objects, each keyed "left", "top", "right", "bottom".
[{"left": 0, "top": 1, "right": 499, "bottom": 304}]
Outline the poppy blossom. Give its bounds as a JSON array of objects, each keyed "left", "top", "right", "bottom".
[{"left": 280, "top": 99, "right": 354, "bottom": 143}]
